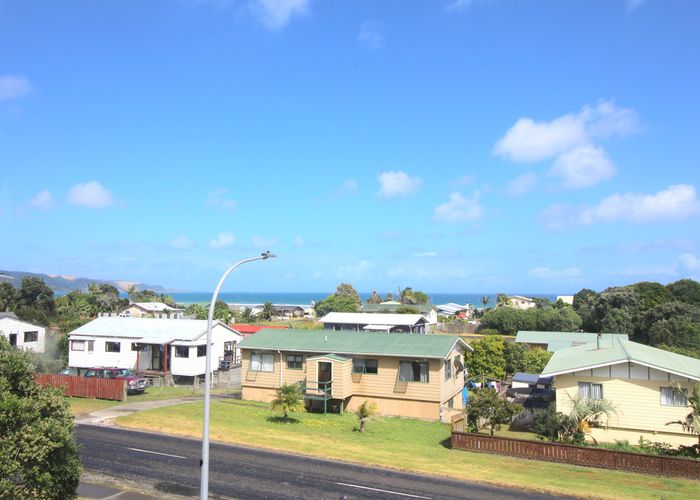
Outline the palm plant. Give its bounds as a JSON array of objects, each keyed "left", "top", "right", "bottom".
[
  {"left": 239, "top": 306, "right": 254, "bottom": 323},
  {"left": 356, "top": 400, "right": 378, "bottom": 433},
  {"left": 261, "top": 301, "right": 275, "bottom": 321},
  {"left": 666, "top": 383, "right": 700, "bottom": 449},
  {"left": 481, "top": 295, "right": 490, "bottom": 308},
  {"left": 270, "top": 383, "right": 305, "bottom": 423},
  {"left": 567, "top": 394, "right": 618, "bottom": 444}
]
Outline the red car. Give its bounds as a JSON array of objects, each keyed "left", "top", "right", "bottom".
[{"left": 84, "top": 367, "right": 147, "bottom": 394}]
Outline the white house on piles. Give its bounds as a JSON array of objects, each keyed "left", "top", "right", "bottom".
[
  {"left": 0, "top": 312, "right": 46, "bottom": 353},
  {"left": 319, "top": 312, "right": 430, "bottom": 334},
  {"left": 118, "top": 302, "right": 185, "bottom": 319},
  {"left": 67, "top": 317, "right": 242, "bottom": 378}
]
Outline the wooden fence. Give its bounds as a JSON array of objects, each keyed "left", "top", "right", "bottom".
[
  {"left": 35, "top": 374, "right": 126, "bottom": 401},
  {"left": 451, "top": 430, "right": 700, "bottom": 480}
]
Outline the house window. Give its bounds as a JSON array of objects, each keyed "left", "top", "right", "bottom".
[
  {"left": 444, "top": 358, "right": 453, "bottom": 380},
  {"left": 87, "top": 340, "right": 94, "bottom": 353},
  {"left": 251, "top": 352, "right": 274, "bottom": 372},
  {"left": 105, "top": 341, "right": 121, "bottom": 353},
  {"left": 175, "top": 346, "right": 189, "bottom": 358},
  {"left": 71, "top": 340, "right": 85, "bottom": 351},
  {"left": 578, "top": 382, "right": 603, "bottom": 400},
  {"left": 399, "top": 361, "right": 429, "bottom": 383},
  {"left": 286, "top": 354, "right": 303, "bottom": 370},
  {"left": 352, "top": 358, "right": 378, "bottom": 374},
  {"left": 24, "top": 331, "right": 38, "bottom": 343},
  {"left": 661, "top": 387, "right": 688, "bottom": 406},
  {"left": 197, "top": 345, "right": 207, "bottom": 357},
  {"left": 447, "top": 396, "right": 454, "bottom": 409}
]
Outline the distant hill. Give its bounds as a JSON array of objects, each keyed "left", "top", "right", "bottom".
[{"left": 0, "top": 269, "right": 171, "bottom": 294}]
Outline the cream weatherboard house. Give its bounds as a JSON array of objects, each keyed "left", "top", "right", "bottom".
[
  {"left": 238, "top": 328, "right": 471, "bottom": 421},
  {"left": 542, "top": 335, "right": 700, "bottom": 446},
  {"left": 117, "top": 302, "right": 185, "bottom": 319},
  {"left": 68, "top": 317, "right": 242, "bottom": 378},
  {"left": 319, "top": 312, "right": 431, "bottom": 334},
  {"left": 0, "top": 312, "right": 45, "bottom": 353}
]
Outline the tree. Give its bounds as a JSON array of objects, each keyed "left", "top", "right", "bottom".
[
  {"left": 185, "top": 303, "right": 207, "bottom": 320},
  {"left": 466, "top": 388, "right": 522, "bottom": 435},
  {"left": 637, "top": 301, "right": 700, "bottom": 354},
  {"left": 213, "top": 300, "right": 232, "bottom": 323},
  {"left": 395, "top": 306, "right": 420, "bottom": 314},
  {"left": 503, "top": 342, "right": 526, "bottom": 375},
  {"left": 480, "top": 307, "right": 534, "bottom": 335},
  {"left": 496, "top": 293, "right": 511, "bottom": 307},
  {"left": 356, "top": 400, "right": 378, "bottom": 433},
  {"left": 531, "top": 403, "right": 581, "bottom": 443},
  {"left": 567, "top": 394, "right": 618, "bottom": 444},
  {"left": 466, "top": 336, "right": 506, "bottom": 380},
  {"left": 399, "top": 287, "right": 430, "bottom": 305},
  {"left": 16, "top": 277, "right": 55, "bottom": 325},
  {"left": 522, "top": 348, "right": 552, "bottom": 374},
  {"left": 260, "top": 302, "right": 275, "bottom": 321},
  {"left": 270, "top": 383, "right": 305, "bottom": 423},
  {"left": 366, "top": 291, "right": 382, "bottom": 304},
  {"left": 384, "top": 292, "right": 394, "bottom": 302},
  {"left": 314, "top": 294, "right": 360, "bottom": 317},
  {"left": 87, "top": 283, "right": 123, "bottom": 312},
  {"left": 666, "top": 383, "right": 700, "bottom": 448},
  {"left": 335, "top": 283, "right": 361, "bottom": 307},
  {"left": 667, "top": 279, "right": 700, "bottom": 306},
  {"left": 0, "top": 282, "right": 18, "bottom": 312},
  {"left": 0, "top": 337, "right": 82, "bottom": 498},
  {"left": 629, "top": 282, "right": 672, "bottom": 310},
  {"left": 238, "top": 306, "right": 254, "bottom": 323},
  {"left": 481, "top": 295, "right": 490, "bottom": 308}
]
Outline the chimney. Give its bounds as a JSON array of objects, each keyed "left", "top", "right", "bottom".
[{"left": 597, "top": 332, "right": 602, "bottom": 350}]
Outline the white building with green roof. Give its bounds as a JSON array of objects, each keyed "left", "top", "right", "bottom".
[
  {"left": 542, "top": 336, "right": 700, "bottom": 446},
  {"left": 238, "top": 328, "right": 471, "bottom": 421}
]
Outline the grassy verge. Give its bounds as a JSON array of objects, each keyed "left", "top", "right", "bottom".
[
  {"left": 66, "top": 386, "right": 236, "bottom": 416},
  {"left": 115, "top": 400, "right": 698, "bottom": 499}
]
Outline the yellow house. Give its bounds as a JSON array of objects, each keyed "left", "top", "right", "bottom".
[
  {"left": 542, "top": 336, "right": 700, "bottom": 446},
  {"left": 238, "top": 329, "right": 471, "bottom": 421}
]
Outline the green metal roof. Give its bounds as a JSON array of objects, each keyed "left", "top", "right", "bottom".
[
  {"left": 515, "top": 331, "right": 629, "bottom": 352},
  {"left": 542, "top": 337, "right": 700, "bottom": 381},
  {"left": 238, "top": 329, "right": 470, "bottom": 359},
  {"left": 361, "top": 303, "right": 435, "bottom": 314}
]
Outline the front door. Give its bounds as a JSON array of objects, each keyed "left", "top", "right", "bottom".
[
  {"left": 9, "top": 333, "right": 17, "bottom": 346},
  {"left": 151, "top": 345, "right": 163, "bottom": 370}
]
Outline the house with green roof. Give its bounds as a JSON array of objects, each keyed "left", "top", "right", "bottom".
[
  {"left": 238, "top": 328, "right": 471, "bottom": 421},
  {"left": 542, "top": 336, "right": 700, "bottom": 446},
  {"left": 515, "top": 330, "right": 629, "bottom": 352}
]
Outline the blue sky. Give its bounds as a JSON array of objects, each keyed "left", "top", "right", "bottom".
[{"left": 1, "top": 0, "right": 699, "bottom": 294}]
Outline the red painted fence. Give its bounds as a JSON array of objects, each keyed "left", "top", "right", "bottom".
[
  {"left": 35, "top": 374, "right": 126, "bottom": 401},
  {"left": 451, "top": 431, "right": 700, "bottom": 480}
]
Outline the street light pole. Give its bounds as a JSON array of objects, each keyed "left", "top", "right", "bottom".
[{"left": 200, "top": 251, "right": 276, "bottom": 500}]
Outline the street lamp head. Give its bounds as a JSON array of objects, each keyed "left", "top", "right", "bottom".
[{"left": 261, "top": 251, "right": 277, "bottom": 259}]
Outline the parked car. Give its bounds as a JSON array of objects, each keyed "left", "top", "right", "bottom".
[
  {"left": 58, "top": 367, "right": 77, "bottom": 376},
  {"left": 83, "top": 367, "right": 147, "bottom": 394}
]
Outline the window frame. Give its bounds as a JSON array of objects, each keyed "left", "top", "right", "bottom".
[
  {"left": 105, "top": 341, "right": 121, "bottom": 353},
  {"left": 660, "top": 387, "right": 688, "bottom": 407},
  {"left": 444, "top": 358, "right": 453, "bottom": 381},
  {"left": 23, "top": 331, "right": 38, "bottom": 343},
  {"left": 352, "top": 358, "right": 378, "bottom": 375},
  {"left": 578, "top": 382, "right": 603, "bottom": 400},
  {"left": 71, "top": 340, "right": 85, "bottom": 351},
  {"left": 398, "top": 361, "right": 430, "bottom": 383},
  {"left": 175, "top": 346, "right": 190, "bottom": 358},
  {"left": 250, "top": 352, "right": 274, "bottom": 372},
  {"left": 286, "top": 354, "right": 304, "bottom": 370},
  {"left": 197, "top": 345, "right": 207, "bottom": 357}
]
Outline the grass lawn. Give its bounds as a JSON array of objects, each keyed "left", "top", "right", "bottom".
[
  {"left": 115, "top": 400, "right": 698, "bottom": 499},
  {"left": 66, "top": 386, "right": 236, "bottom": 416}
]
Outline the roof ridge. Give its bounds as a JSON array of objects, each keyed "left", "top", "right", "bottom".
[{"left": 617, "top": 336, "right": 631, "bottom": 360}]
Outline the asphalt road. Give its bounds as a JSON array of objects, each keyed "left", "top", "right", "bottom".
[{"left": 76, "top": 425, "right": 565, "bottom": 500}]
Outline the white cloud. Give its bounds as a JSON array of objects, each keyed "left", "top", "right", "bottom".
[
  {"left": 253, "top": 0, "right": 309, "bottom": 30},
  {"left": 493, "top": 100, "right": 640, "bottom": 162},
  {"left": 170, "top": 236, "right": 195, "bottom": 249},
  {"left": 0, "top": 75, "right": 31, "bottom": 101},
  {"left": 445, "top": 0, "right": 475, "bottom": 11},
  {"left": 210, "top": 233, "right": 236, "bottom": 250},
  {"left": 251, "top": 235, "right": 279, "bottom": 248},
  {"left": 377, "top": 171, "right": 422, "bottom": 198},
  {"left": 627, "top": 0, "right": 646, "bottom": 12},
  {"left": 206, "top": 188, "right": 237, "bottom": 212},
  {"left": 506, "top": 172, "right": 537, "bottom": 197},
  {"left": 414, "top": 252, "right": 437, "bottom": 257},
  {"left": 451, "top": 175, "right": 476, "bottom": 187},
  {"left": 358, "top": 22, "right": 382, "bottom": 50},
  {"left": 29, "top": 190, "right": 56, "bottom": 210},
  {"left": 336, "top": 260, "right": 373, "bottom": 279},
  {"left": 549, "top": 145, "right": 616, "bottom": 189},
  {"left": 528, "top": 267, "right": 583, "bottom": 280},
  {"left": 579, "top": 184, "right": 700, "bottom": 225},
  {"left": 66, "top": 181, "right": 115, "bottom": 209},
  {"left": 433, "top": 191, "right": 484, "bottom": 223},
  {"left": 679, "top": 253, "right": 700, "bottom": 271},
  {"left": 334, "top": 178, "right": 358, "bottom": 197}
]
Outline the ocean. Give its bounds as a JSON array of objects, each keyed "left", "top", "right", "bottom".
[{"left": 167, "top": 291, "right": 559, "bottom": 307}]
